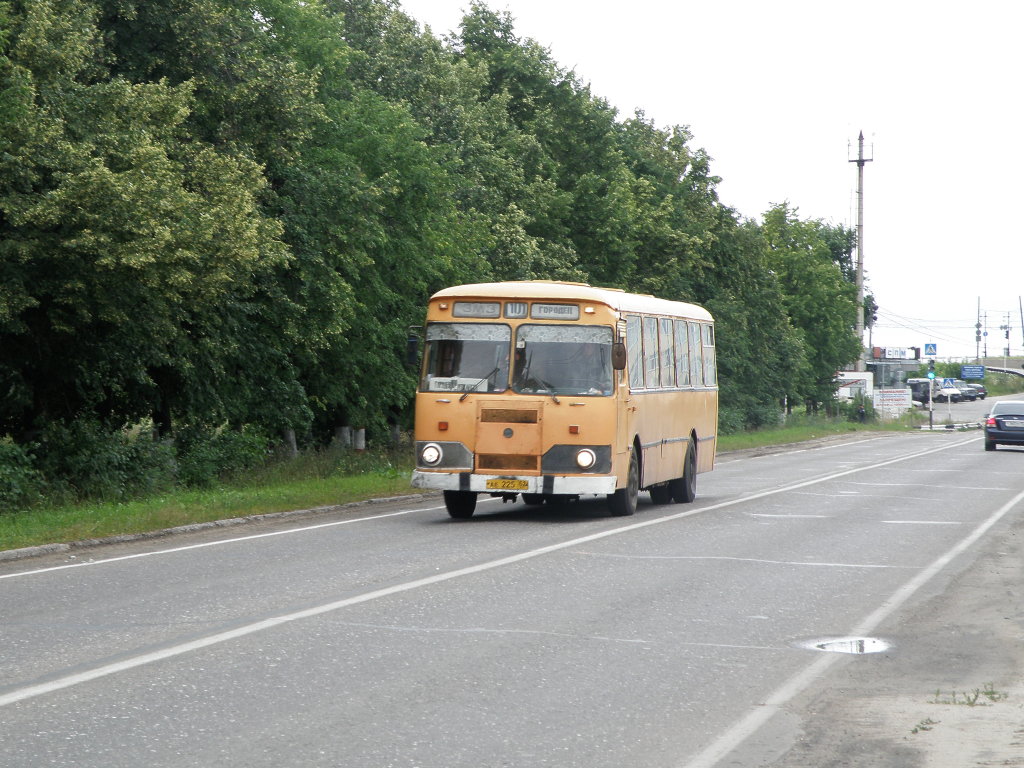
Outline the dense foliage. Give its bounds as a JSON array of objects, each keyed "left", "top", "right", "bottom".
[{"left": 0, "top": 0, "right": 862, "bottom": 506}]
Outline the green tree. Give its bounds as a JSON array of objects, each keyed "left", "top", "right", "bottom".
[
  {"left": 0, "top": 0, "right": 300, "bottom": 438},
  {"left": 762, "top": 203, "right": 861, "bottom": 410}
]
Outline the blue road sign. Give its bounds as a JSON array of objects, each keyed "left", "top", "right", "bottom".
[
  {"left": 961, "top": 365, "right": 985, "bottom": 379},
  {"left": 942, "top": 377, "right": 955, "bottom": 388},
  {"left": 925, "top": 343, "right": 937, "bottom": 356}
]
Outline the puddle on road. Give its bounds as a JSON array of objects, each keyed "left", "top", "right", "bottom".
[{"left": 797, "top": 636, "right": 891, "bottom": 654}]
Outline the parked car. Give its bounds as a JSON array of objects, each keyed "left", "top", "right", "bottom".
[
  {"left": 984, "top": 400, "right": 1024, "bottom": 450},
  {"left": 906, "top": 378, "right": 932, "bottom": 404},
  {"left": 953, "top": 380, "right": 977, "bottom": 401},
  {"left": 966, "top": 383, "right": 987, "bottom": 399},
  {"left": 933, "top": 384, "right": 962, "bottom": 403}
]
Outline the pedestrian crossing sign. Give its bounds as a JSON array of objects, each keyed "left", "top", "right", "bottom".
[{"left": 925, "top": 343, "right": 937, "bottom": 356}]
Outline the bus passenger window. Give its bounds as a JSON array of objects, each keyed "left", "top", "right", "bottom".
[
  {"left": 702, "top": 324, "right": 717, "bottom": 386},
  {"left": 659, "top": 318, "right": 675, "bottom": 388},
  {"left": 688, "top": 321, "right": 703, "bottom": 387},
  {"left": 643, "top": 316, "right": 660, "bottom": 388},
  {"left": 674, "top": 320, "right": 690, "bottom": 386}
]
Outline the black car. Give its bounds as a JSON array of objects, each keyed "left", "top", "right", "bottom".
[
  {"left": 984, "top": 400, "right": 1024, "bottom": 451},
  {"left": 967, "top": 383, "right": 987, "bottom": 399}
]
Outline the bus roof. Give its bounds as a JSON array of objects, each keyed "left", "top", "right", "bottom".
[{"left": 431, "top": 281, "right": 714, "bottom": 322}]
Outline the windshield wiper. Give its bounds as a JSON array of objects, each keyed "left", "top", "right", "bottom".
[
  {"left": 530, "top": 374, "right": 560, "bottom": 404},
  {"left": 459, "top": 366, "right": 500, "bottom": 401}
]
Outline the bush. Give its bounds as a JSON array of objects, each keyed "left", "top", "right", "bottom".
[
  {"left": 33, "top": 419, "right": 177, "bottom": 503},
  {"left": 718, "top": 403, "right": 782, "bottom": 435},
  {"left": 0, "top": 437, "right": 43, "bottom": 512},
  {"left": 175, "top": 425, "right": 270, "bottom": 487},
  {"left": 717, "top": 407, "right": 747, "bottom": 436},
  {"left": 843, "top": 395, "right": 874, "bottom": 423}
]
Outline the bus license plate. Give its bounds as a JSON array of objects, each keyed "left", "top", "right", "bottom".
[{"left": 486, "top": 478, "right": 529, "bottom": 491}]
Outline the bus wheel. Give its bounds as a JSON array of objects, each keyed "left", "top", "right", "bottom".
[
  {"left": 444, "top": 490, "right": 477, "bottom": 519},
  {"left": 607, "top": 451, "right": 639, "bottom": 517},
  {"left": 521, "top": 494, "right": 545, "bottom": 505},
  {"left": 669, "top": 439, "right": 697, "bottom": 503},
  {"left": 649, "top": 485, "right": 671, "bottom": 505}
]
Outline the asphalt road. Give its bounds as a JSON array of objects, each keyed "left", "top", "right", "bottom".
[{"left": 2, "top": 408, "right": 1022, "bottom": 768}]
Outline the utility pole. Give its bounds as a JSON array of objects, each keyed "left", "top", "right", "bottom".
[
  {"left": 849, "top": 132, "right": 872, "bottom": 371},
  {"left": 976, "top": 297, "right": 982, "bottom": 362}
]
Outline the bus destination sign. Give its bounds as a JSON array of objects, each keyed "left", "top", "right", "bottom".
[{"left": 531, "top": 303, "right": 580, "bottom": 321}]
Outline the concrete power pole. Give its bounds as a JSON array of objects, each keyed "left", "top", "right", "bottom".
[{"left": 849, "top": 132, "right": 872, "bottom": 371}]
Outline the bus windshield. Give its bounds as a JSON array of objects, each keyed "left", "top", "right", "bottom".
[
  {"left": 420, "top": 323, "right": 511, "bottom": 393},
  {"left": 512, "top": 325, "right": 613, "bottom": 396}
]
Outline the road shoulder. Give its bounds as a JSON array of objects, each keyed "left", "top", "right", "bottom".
[{"left": 766, "top": 508, "right": 1024, "bottom": 767}]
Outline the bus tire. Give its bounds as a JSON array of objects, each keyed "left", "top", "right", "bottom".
[
  {"left": 444, "top": 490, "right": 477, "bottom": 519},
  {"left": 607, "top": 450, "right": 639, "bottom": 517},
  {"left": 669, "top": 439, "right": 697, "bottom": 503}
]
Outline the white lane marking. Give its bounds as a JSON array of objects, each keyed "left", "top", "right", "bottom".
[
  {"left": 0, "top": 436, "right": 980, "bottom": 708},
  {"left": 578, "top": 553, "right": 911, "bottom": 569},
  {"left": 882, "top": 520, "right": 963, "bottom": 525},
  {"left": 747, "top": 513, "right": 829, "bottom": 518},
  {"left": 845, "top": 481, "right": 1013, "bottom": 491},
  {"left": 333, "top": 620, "right": 652, "bottom": 645},
  {"left": 677, "top": 485, "right": 1024, "bottom": 768}
]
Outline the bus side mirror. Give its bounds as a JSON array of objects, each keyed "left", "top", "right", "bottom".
[
  {"left": 406, "top": 331, "right": 420, "bottom": 368},
  {"left": 612, "top": 342, "right": 627, "bottom": 371}
]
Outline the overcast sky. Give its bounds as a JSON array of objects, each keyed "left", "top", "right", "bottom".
[{"left": 397, "top": 0, "right": 1024, "bottom": 360}]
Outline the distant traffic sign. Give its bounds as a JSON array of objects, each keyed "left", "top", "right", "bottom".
[
  {"left": 925, "top": 343, "right": 938, "bottom": 356},
  {"left": 942, "top": 377, "right": 955, "bottom": 388}
]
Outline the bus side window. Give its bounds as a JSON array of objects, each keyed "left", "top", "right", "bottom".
[
  {"left": 643, "top": 316, "right": 660, "bottom": 388},
  {"left": 659, "top": 317, "right": 675, "bottom": 388},
  {"left": 702, "top": 324, "right": 717, "bottom": 386},
  {"left": 626, "top": 315, "right": 644, "bottom": 390},
  {"left": 688, "top": 321, "right": 703, "bottom": 386},
  {"left": 674, "top": 320, "right": 690, "bottom": 387}
]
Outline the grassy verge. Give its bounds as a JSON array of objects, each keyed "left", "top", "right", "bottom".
[
  {"left": 0, "top": 413, "right": 947, "bottom": 554},
  {"left": 717, "top": 413, "right": 918, "bottom": 452},
  {"left": 0, "top": 450, "right": 418, "bottom": 553}
]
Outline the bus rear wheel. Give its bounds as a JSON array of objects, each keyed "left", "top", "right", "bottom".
[
  {"left": 669, "top": 439, "right": 697, "bottom": 503},
  {"left": 607, "top": 450, "right": 639, "bottom": 517},
  {"left": 444, "top": 490, "right": 477, "bottom": 519}
]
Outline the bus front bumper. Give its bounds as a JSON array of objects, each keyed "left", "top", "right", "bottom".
[{"left": 411, "top": 471, "right": 618, "bottom": 496}]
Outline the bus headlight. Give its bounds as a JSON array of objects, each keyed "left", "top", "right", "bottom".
[
  {"left": 421, "top": 443, "right": 443, "bottom": 466},
  {"left": 575, "top": 448, "right": 597, "bottom": 469}
]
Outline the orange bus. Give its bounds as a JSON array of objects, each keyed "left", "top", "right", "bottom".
[{"left": 411, "top": 281, "right": 718, "bottom": 518}]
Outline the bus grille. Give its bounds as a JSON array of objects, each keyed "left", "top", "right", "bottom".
[
  {"left": 477, "top": 454, "right": 538, "bottom": 471},
  {"left": 481, "top": 409, "right": 538, "bottom": 424}
]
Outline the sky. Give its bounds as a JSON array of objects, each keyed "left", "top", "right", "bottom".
[{"left": 396, "top": 0, "right": 1024, "bottom": 361}]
